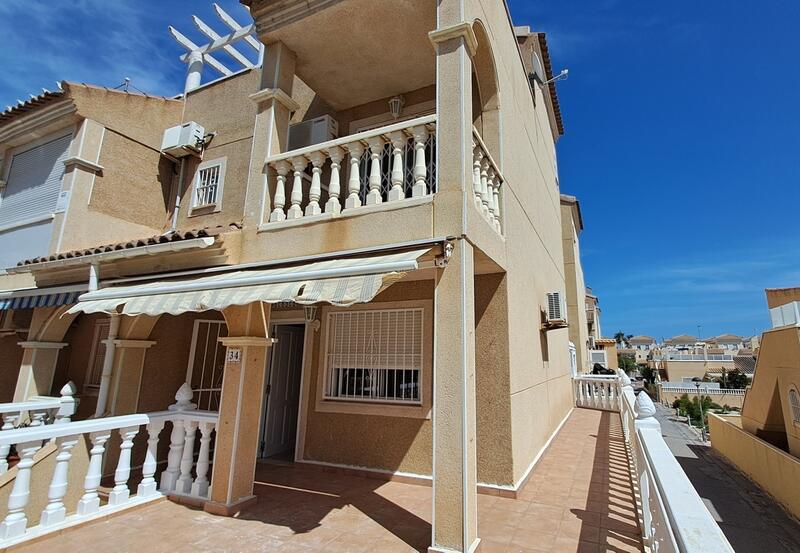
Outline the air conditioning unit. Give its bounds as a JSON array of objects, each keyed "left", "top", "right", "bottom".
[
  {"left": 288, "top": 115, "right": 338, "bottom": 151},
  {"left": 161, "top": 122, "right": 205, "bottom": 157},
  {"left": 546, "top": 291, "right": 567, "bottom": 325}
]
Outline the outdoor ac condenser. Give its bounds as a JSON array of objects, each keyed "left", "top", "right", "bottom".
[
  {"left": 546, "top": 291, "right": 568, "bottom": 324},
  {"left": 288, "top": 115, "right": 338, "bottom": 151},
  {"left": 161, "top": 121, "right": 205, "bottom": 157}
]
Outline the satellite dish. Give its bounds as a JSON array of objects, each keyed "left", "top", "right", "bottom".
[{"left": 530, "top": 51, "right": 545, "bottom": 85}]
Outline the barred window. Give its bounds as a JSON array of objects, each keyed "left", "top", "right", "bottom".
[
  {"left": 192, "top": 159, "right": 226, "bottom": 209},
  {"left": 789, "top": 389, "right": 800, "bottom": 423},
  {"left": 324, "top": 308, "right": 423, "bottom": 404}
]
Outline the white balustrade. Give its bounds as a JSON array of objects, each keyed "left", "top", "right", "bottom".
[
  {"left": 570, "top": 370, "right": 735, "bottom": 553},
  {"left": 262, "top": 114, "right": 437, "bottom": 224},
  {"left": 0, "top": 382, "right": 78, "bottom": 474},
  {"left": 472, "top": 128, "right": 504, "bottom": 234},
  {"left": 0, "top": 414, "right": 151, "bottom": 546}
]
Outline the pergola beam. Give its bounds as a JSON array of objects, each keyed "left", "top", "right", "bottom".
[
  {"left": 192, "top": 15, "right": 254, "bottom": 69},
  {"left": 213, "top": 3, "right": 262, "bottom": 53},
  {"left": 169, "top": 26, "right": 233, "bottom": 77}
]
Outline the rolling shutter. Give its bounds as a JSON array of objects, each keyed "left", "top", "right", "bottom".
[{"left": 0, "top": 133, "right": 71, "bottom": 227}]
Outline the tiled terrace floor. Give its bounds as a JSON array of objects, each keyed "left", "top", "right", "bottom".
[{"left": 12, "top": 409, "right": 641, "bottom": 553}]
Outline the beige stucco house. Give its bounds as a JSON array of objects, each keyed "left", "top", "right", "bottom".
[{"left": 0, "top": 1, "right": 594, "bottom": 551}]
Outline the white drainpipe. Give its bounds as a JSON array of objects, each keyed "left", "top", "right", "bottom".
[{"left": 94, "top": 313, "right": 121, "bottom": 418}]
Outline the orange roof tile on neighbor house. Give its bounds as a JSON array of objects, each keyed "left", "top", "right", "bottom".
[{"left": 15, "top": 223, "right": 241, "bottom": 267}]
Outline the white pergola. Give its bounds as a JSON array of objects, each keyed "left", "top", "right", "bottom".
[{"left": 169, "top": 3, "right": 264, "bottom": 93}]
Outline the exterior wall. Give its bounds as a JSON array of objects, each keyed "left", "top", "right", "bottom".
[
  {"left": 175, "top": 69, "right": 261, "bottom": 231},
  {"left": 301, "top": 281, "right": 433, "bottom": 475},
  {"left": 0, "top": 334, "right": 24, "bottom": 402},
  {"left": 663, "top": 360, "right": 734, "bottom": 382},
  {"left": 560, "top": 203, "right": 588, "bottom": 373},
  {"left": 50, "top": 313, "right": 105, "bottom": 419},
  {"left": 710, "top": 413, "right": 800, "bottom": 520}
]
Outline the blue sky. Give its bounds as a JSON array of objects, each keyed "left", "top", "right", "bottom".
[{"left": 1, "top": 1, "right": 798, "bottom": 340}]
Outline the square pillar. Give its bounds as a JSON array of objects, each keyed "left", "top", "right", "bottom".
[
  {"left": 431, "top": 239, "right": 479, "bottom": 553},
  {"left": 206, "top": 303, "right": 273, "bottom": 515},
  {"left": 107, "top": 340, "right": 157, "bottom": 415},
  {"left": 13, "top": 341, "right": 68, "bottom": 401}
]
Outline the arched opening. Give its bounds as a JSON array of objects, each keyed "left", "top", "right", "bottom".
[{"left": 471, "top": 20, "right": 501, "bottom": 164}]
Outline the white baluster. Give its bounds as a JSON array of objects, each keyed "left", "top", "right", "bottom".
[
  {"left": 286, "top": 156, "right": 306, "bottom": 220},
  {"left": 411, "top": 126, "right": 429, "bottom": 198},
  {"left": 138, "top": 420, "right": 164, "bottom": 497},
  {"left": 40, "top": 435, "right": 79, "bottom": 526},
  {"left": 0, "top": 441, "right": 41, "bottom": 538},
  {"left": 0, "top": 413, "right": 20, "bottom": 474},
  {"left": 159, "top": 421, "right": 185, "bottom": 492},
  {"left": 76, "top": 430, "right": 111, "bottom": 516},
  {"left": 472, "top": 143, "right": 483, "bottom": 209},
  {"left": 176, "top": 420, "right": 198, "bottom": 494},
  {"left": 486, "top": 167, "right": 498, "bottom": 224},
  {"left": 306, "top": 152, "right": 324, "bottom": 216},
  {"left": 191, "top": 421, "right": 214, "bottom": 498},
  {"left": 325, "top": 146, "right": 343, "bottom": 214},
  {"left": 388, "top": 131, "right": 406, "bottom": 202},
  {"left": 28, "top": 409, "right": 49, "bottom": 427},
  {"left": 108, "top": 425, "right": 140, "bottom": 506},
  {"left": 365, "top": 136, "right": 384, "bottom": 206},
  {"left": 491, "top": 176, "right": 502, "bottom": 232},
  {"left": 269, "top": 160, "right": 290, "bottom": 222},
  {"left": 479, "top": 158, "right": 491, "bottom": 218},
  {"left": 55, "top": 381, "right": 78, "bottom": 424},
  {"left": 344, "top": 142, "right": 364, "bottom": 209}
]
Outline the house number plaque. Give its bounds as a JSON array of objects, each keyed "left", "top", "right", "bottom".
[{"left": 226, "top": 348, "right": 242, "bottom": 364}]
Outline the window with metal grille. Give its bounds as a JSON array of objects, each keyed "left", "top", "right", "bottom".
[
  {"left": 789, "top": 389, "right": 800, "bottom": 423},
  {"left": 85, "top": 319, "right": 111, "bottom": 388},
  {"left": 324, "top": 308, "right": 423, "bottom": 404},
  {"left": 186, "top": 319, "right": 228, "bottom": 411},
  {"left": 192, "top": 159, "right": 225, "bottom": 209}
]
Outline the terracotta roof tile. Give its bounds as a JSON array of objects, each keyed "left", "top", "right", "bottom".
[
  {"left": 0, "top": 89, "right": 66, "bottom": 125},
  {"left": 17, "top": 223, "right": 241, "bottom": 267}
]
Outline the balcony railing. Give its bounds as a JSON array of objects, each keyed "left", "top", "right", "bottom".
[
  {"left": 0, "top": 382, "right": 78, "bottom": 474},
  {"left": 0, "top": 383, "right": 218, "bottom": 547},
  {"left": 573, "top": 371, "right": 735, "bottom": 553},
  {"left": 471, "top": 129, "right": 503, "bottom": 234},
  {"left": 261, "top": 115, "right": 437, "bottom": 227}
]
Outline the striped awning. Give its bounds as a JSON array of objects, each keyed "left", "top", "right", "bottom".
[
  {"left": 0, "top": 286, "right": 84, "bottom": 310},
  {"left": 66, "top": 249, "right": 428, "bottom": 317}
]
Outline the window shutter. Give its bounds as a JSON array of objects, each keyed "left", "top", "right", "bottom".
[{"left": 0, "top": 133, "right": 71, "bottom": 227}]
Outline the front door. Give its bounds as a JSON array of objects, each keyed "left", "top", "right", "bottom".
[{"left": 261, "top": 324, "right": 305, "bottom": 459}]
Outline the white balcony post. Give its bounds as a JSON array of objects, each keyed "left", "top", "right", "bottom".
[
  {"left": 486, "top": 167, "right": 498, "bottom": 223},
  {"left": 365, "top": 136, "right": 384, "bottom": 206},
  {"left": 0, "top": 413, "right": 20, "bottom": 474},
  {"left": 472, "top": 143, "right": 483, "bottom": 209},
  {"left": 479, "top": 157, "right": 491, "bottom": 218},
  {"left": 388, "top": 131, "right": 406, "bottom": 202},
  {"left": 138, "top": 420, "right": 164, "bottom": 497},
  {"left": 0, "top": 441, "right": 41, "bottom": 539},
  {"left": 286, "top": 156, "right": 306, "bottom": 220},
  {"left": 306, "top": 152, "right": 324, "bottom": 216},
  {"left": 160, "top": 421, "right": 185, "bottom": 493},
  {"left": 76, "top": 430, "right": 111, "bottom": 516},
  {"left": 325, "top": 146, "right": 343, "bottom": 214},
  {"left": 269, "top": 160, "right": 290, "bottom": 222},
  {"left": 40, "top": 436, "right": 79, "bottom": 526},
  {"left": 411, "top": 126, "right": 429, "bottom": 198},
  {"left": 55, "top": 381, "right": 77, "bottom": 424},
  {"left": 490, "top": 173, "right": 501, "bottom": 231},
  {"left": 344, "top": 142, "right": 364, "bottom": 209},
  {"left": 108, "top": 425, "right": 140, "bottom": 506},
  {"left": 191, "top": 421, "right": 215, "bottom": 498},
  {"left": 176, "top": 420, "right": 198, "bottom": 494}
]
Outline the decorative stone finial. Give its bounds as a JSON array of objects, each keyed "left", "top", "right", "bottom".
[
  {"left": 59, "top": 381, "right": 77, "bottom": 397},
  {"left": 168, "top": 383, "right": 197, "bottom": 412},
  {"left": 635, "top": 391, "right": 657, "bottom": 419}
]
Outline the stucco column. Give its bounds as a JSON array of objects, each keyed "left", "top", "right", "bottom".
[
  {"left": 431, "top": 239, "right": 479, "bottom": 553},
  {"left": 243, "top": 41, "right": 299, "bottom": 228},
  {"left": 206, "top": 303, "right": 273, "bottom": 516},
  {"left": 13, "top": 341, "right": 68, "bottom": 401},
  {"left": 106, "top": 339, "right": 157, "bottom": 415}
]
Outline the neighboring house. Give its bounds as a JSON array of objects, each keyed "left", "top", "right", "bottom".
[
  {"left": 705, "top": 334, "right": 748, "bottom": 352},
  {"left": 627, "top": 335, "right": 656, "bottom": 365},
  {"left": 0, "top": 3, "right": 582, "bottom": 551},
  {"left": 0, "top": 83, "right": 182, "bottom": 402},
  {"left": 710, "top": 286, "right": 800, "bottom": 521},
  {"left": 559, "top": 194, "right": 589, "bottom": 373}
]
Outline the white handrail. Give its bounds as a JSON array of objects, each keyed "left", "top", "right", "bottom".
[{"left": 0, "top": 414, "right": 148, "bottom": 446}]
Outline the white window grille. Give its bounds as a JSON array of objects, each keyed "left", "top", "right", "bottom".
[
  {"left": 186, "top": 319, "right": 228, "bottom": 411},
  {"left": 590, "top": 350, "right": 607, "bottom": 365},
  {"left": 324, "top": 308, "right": 423, "bottom": 404},
  {"left": 192, "top": 158, "right": 226, "bottom": 209},
  {"left": 789, "top": 389, "right": 800, "bottom": 423},
  {"left": 85, "top": 319, "right": 111, "bottom": 388}
]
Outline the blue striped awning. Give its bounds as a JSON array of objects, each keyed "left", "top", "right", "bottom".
[{"left": 0, "top": 290, "right": 81, "bottom": 310}]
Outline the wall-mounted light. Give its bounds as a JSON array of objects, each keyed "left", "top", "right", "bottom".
[{"left": 389, "top": 95, "right": 405, "bottom": 119}]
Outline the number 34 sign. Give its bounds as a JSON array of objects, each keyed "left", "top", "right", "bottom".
[{"left": 226, "top": 348, "right": 242, "bottom": 364}]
